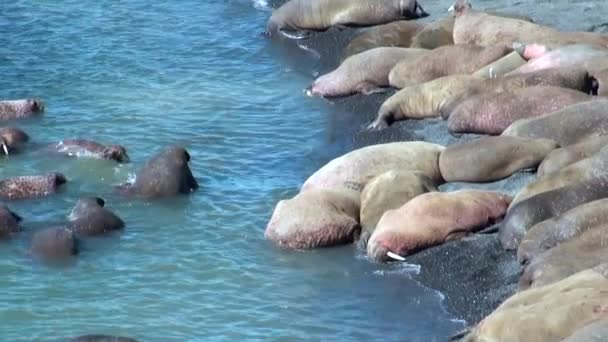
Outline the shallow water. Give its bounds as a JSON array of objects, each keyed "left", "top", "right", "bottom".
[{"left": 0, "top": 1, "right": 465, "bottom": 340}]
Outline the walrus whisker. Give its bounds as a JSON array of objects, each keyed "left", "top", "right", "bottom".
[{"left": 386, "top": 251, "right": 406, "bottom": 261}]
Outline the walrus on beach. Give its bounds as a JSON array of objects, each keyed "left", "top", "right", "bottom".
[
  {"left": 538, "top": 135, "right": 608, "bottom": 177},
  {"left": 388, "top": 44, "right": 512, "bottom": 89},
  {"left": 0, "top": 99, "right": 44, "bottom": 120},
  {"left": 0, "top": 172, "right": 67, "bottom": 200},
  {"left": 29, "top": 227, "right": 78, "bottom": 263},
  {"left": 0, "top": 205, "right": 22, "bottom": 239},
  {"left": 49, "top": 139, "right": 130, "bottom": 163},
  {"left": 438, "top": 136, "right": 557, "bottom": 183},
  {"left": 343, "top": 21, "right": 426, "bottom": 59},
  {"left": 69, "top": 335, "right": 140, "bottom": 342},
  {"left": 0, "top": 127, "right": 29, "bottom": 155},
  {"left": 410, "top": 16, "right": 454, "bottom": 49},
  {"left": 367, "top": 190, "right": 510, "bottom": 262},
  {"left": 458, "top": 265, "right": 608, "bottom": 342},
  {"left": 116, "top": 146, "right": 198, "bottom": 199},
  {"left": 266, "top": 0, "right": 428, "bottom": 39},
  {"left": 517, "top": 198, "right": 608, "bottom": 265},
  {"left": 447, "top": 86, "right": 592, "bottom": 136},
  {"left": 68, "top": 197, "right": 125, "bottom": 237},
  {"left": 307, "top": 47, "right": 427, "bottom": 97},
  {"left": 502, "top": 100, "right": 608, "bottom": 146}
]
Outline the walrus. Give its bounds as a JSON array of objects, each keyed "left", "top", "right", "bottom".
[
  {"left": 307, "top": 47, "right": 428, "bottom": 97},
  {"left": 562, "top": 320, "right": 608, "bottom": 342},
  {"left": 457, "top": 264, "right": 608, "bottom": 342},
  {"left": 50, "top": 139, "right": 130, "bottom": 163},
  {"left": 450, "top": 0, "right": 608, "bottom": 48},
  {"left": 410, "top": 16, "right": 454, "bottom": 49},
  {"left": 0, "top": 127, "right": 29, "bottom": 155},
  {"left": 69, "top": 335, "right": 140, "bottom": 342},
  {"left": 499, "top": 176, "right": 608, "bottom": 250},
  {"left": 517, "top": 198, "right": 608, "bottom": 265},
  {"left": 367, "top": 190, "right": 510, "bottom": 261},
  {"left": 538, "top": 135, "right": 608, "bottom": 178},
  {"left": 29, "top": 227, "right": 78, "bottom": 262},
  {"left": 265, "top": 189, "right": 360, "bottom": 249},
  {"left": 0, "top": 99, "right": 44, "bottom": 120},
  {"left": 0, "top": 205, "right": 22, "bottom": 239},
  {"left": 509, "top": 44, "right": 608, "bottom": 75},
  {"left": 67, "top": 197, "right": 125, "bottom": 237},
  {"left": 447, "top": 86, "right": 592, "bottom": 135},
  {"left": 0, "top": 172, "right": 67, "bottom": 200},
  {"left": 438, "top": 136, "right": 557, "bottom": 183},
  {"left": 519, "top": 225, "right": 608, "bottom": 289},
  {"left": 388, "top": 44, "right": 512, "bottom": 89},
  {"left": 502, "top": 100, "right": 608, "bottom": 146},
  {"left": 116, "top": 146, "right": 198, "bottom": 199},
  {"left": 301, "top": 141, "right": 445, "bottom": 200},
  {"left": 343, "top": 21, "right": 426, "bottom": 59},
  {"left": 358, "top": 170, "right": 436, "bottom": 250},
  {"left": 266, "top": 0, "right": 428, "bottom": 39}
]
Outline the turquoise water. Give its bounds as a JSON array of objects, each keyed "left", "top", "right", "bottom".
[{"left": 0, "top": 1, "right": 463, "bottom": 340}]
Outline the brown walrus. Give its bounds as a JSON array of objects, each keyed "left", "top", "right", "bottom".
[
  {"left": 343, "top": 21, "right": 426, "bottom": 59},
  {"left": 0, "top": 205, "right": 22, "bottom": 239},
  {"left": 307, "top": 47, "right": 427, "bottom": 97},
  {"left": 266, "top": 0, "right": 428, "bottom": 39},
  {"left": 388, "top": 44, "right": 512, "bottom": 88},
  {"left": 49, "top": 139, "right": 130, "bottom": 163},
  {"left": 410, "top": 16, "right": 454, "bottom": 49},
  {"left": 0, "top": 172, "right": 67, "bottom": 200},
  {"left": 447, "top": 86, "right": 592, "bottom": 135},
  {"left": 537, "top": 135, "right": 608, "bottom": 177},
  {"left": 0, "top": 99, "right": 44, "bottom": 120},
  {"left": 0, "top": 127, "right": 29, "bottom": 155},
  {"left": 438, "top": 136, "right": 557, "bottom": 183},
  {"left": 367, "top": 190, "right": 510, "bottom": 261},
  {"left": 67, "top": 197, "right": 125, "bottom": 237},
  {"left": 29, "top": 227, "right": 78, "bottom": 263}
]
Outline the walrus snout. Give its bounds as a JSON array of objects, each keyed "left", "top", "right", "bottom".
[
  {"left": 49, "top": 172, "right": 67, "bottom": 188},
  {"left": 28, "top": 98, "right": 44, "bottom": 113}
]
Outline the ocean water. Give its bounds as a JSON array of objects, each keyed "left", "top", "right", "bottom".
[{"left": 0, "top": 1, "right": 466, "bottom": 341}]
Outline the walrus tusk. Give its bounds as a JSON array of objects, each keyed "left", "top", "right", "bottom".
[
  {"left": 387, "top": 251, "right": 406, "bottom": 261},
  {"left": 447, "top": 4, "right": 455, "bottom": 12},
  {"left": 489, "top": 67, "right": 497, "bottom": 79},
  {"left": 1, "top": 142, "right": 8, "bottom": 156}
]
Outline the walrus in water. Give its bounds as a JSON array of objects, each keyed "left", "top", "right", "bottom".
[
  {"left": 266, "top": 0, "right": 428, "bottom": 39},
  {"left": 388, "top": 44, "right": 512, "bottom": 88},
  {"left": 343, "top": 21, "right": 426, "bottom": 59},
  {"left": 0, "top": 99, "right": 44, "bottom": 120},
  {"left": 69, "top": 335, "right": 140, "bottom": 342},
  {"left": 367, "top": 190, "right": 510, "bottom": 262},
  {"left": 29, "top": 227, "right": 78, "bottom": 263},
  {"left": 68, "top": 197, "right": 125, "bottom": 237},
  {"left": 0, "top": 205, "right": 22, "bottom": 239},
  {"left": 0, "top": 172, "right": 67, "bottom": 200},
  {"left": 307, "top": 47, "right": 427, "bottom": 97},
  {"left": 0, "top": 127, "right": 29, "bottom": 155},
  {"left": 447, "top": 86, "right": 592, "bottom": 135},
  {"left": 49, "top": 139, "right": 130, "bottom": 163},
  {"left": 116, "top": 146, "right": 198, "bottom": 199},
  {"left": 538, "top": 135, "right": 608, "bottom": 177}
]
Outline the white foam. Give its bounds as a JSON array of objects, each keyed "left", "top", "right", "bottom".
[
  {"left": 252, "top": 0, "right": 270, "bottom": 10},
  {"left": 373, "top": 262, "right": 421, "bottom": 276}
]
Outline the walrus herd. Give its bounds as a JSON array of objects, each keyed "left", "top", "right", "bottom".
[{"left": 265, "top": 0, "right": 608, "bottom": 340}]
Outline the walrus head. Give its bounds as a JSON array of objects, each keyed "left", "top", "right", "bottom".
[
  {"left": 401, "top": 0, "right": 429, "bottom": 19},
  {"left": 28, "top": 98, "right": 44, "bottom": 113},
  {"left": 103, "top": 144, "right": 130, "bottom": 163},
  {"left": 69, "top": 197, "right": 106, "bottom": 221},
  {"left": 448, "top": 0, "right": 472, "bottom": 16},
  {"left": 47, "top": 172, "right": 68, "bottom": 190},
  {"left": 0, "top": 127, "right": 30, "bottom": 155}
]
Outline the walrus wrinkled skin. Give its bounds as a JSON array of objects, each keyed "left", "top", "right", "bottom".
[
  {"left": 67, "top": 197, "right": 125, "bottom": 237},
  {"left": 502, "top": 100, "right": 608, "bottom": 146},
  {"left": 520, "top": 225, "right": 608, "bottom": 289},
  {"left": 30, "top": 227, "right": 78, "bottom": 262},
  {"left": 265, "top": 189, "right": 360, "bottom": 249},
  {"left": 538, "top": 135, "right": 608, "bottom": 178},
  {"left": 0, "top": 205, "right": 22, "bottom": 239},
  {"left": 358, "top": 170, "right": 436, "bottom": 249},
  {"left": 0, "top": 172, "right": 67, "bottom": 200},
  {"left": 0, "top": 127, "right": 29, "bottom": 155},
  {"left": 367, "top": 190, "right": 510, "bottom": 262},
  {"left": 410, "top": 16, "right": 454, "bottom": 49},
  {"left": 451, "top": 0, "right": 608, "bottom": 48},
  {"left": 307, "top": 47, "right": 427, "bottom": 97},
  {"left": 388, "top": 44, "right": 512, "bottom": 89},
  {"left": 51, "top": 139, "right": 130, "bottom": 163},
  {"left": 343, "top": 21, "right": 426, "bottom": 59},
  {"left": 302, "top": 142, "right": 445, "bottom": 198},
  {"left": 447, "top": 86, "right": 592, "bottom": 135},
  {"left": 509, "top": 44, "right": 608, "bottom": 75},
  {"left": 266, "top": 0, "right": 428, "bottom": 38},
  {"left": 438, "top": 136, "right": 557, "bottom": 183},
  {"left": 0, "top": 99, "right": 44, "bottom": 120},
  {"left": 517, "top": 198, "right": 608, "bottom": 265},
  {"left": 459, "top": 265, "right": 608, "bottom": 342},
  {"left": 499, "top": 177, "right": 608, "bottom": 250},
  {"left": 69, "top": 335, "right": 140, "bottom": 342},
  {"left": 562, "top": 320, "right": 608, "bottom": 342},
  {"left": 116, "top": 146, "right": 198, "bottom": 199}
]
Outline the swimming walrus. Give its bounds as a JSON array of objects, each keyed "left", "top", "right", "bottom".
[
  {"left": 307, "top": 47, "right": 427, "bottom": 97},
  {"left": 0, "top": 99, "right": 44, "bottom": 120},
  {"left": 502, "top": 100, "right": 608, "bottom": 146},
  {"left": 438, "top": 136, "right": 557, "bottom": 183},
  {"left": 388, "top": 44, "right": 512, "bottom": 89},
  {"left": 343, "top": 21, "right": 426, "bottom": 59},
  {"left": 0, "top": 205, "right": 22, "bottom": 239},
  {"left": 266, "top": 0, "right": 428, "bottom": 39},
  {"left": 29, "top": 227, "right": 78, "bottom": 263},
  {"left": 0, "top": 172, "right": 67, "bottom": 200},
  {"left": 0, "top": 127, "right": 29, "bottom": 155},
  {"left": 517, "top": 198, "right": 608, "bottom": 265},
  {"left": 67, "top": 197, "right": 125, "bottom": 237},
  {"left": 447, "top": 86, "right": 592, "bottom": 135},
  {"left": 538, "top": 135, "right": 608, "bottom": 177},
  {"left": 367, "top": 190, "right": 510, "bottom": 262},
  {"left": 49, "top": 139, "right": 130, "bottom": 163}
]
